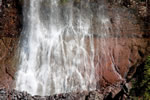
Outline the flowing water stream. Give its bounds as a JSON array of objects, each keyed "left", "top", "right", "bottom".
[{"left": 15, "top": 0, "right": 115, "bottom": 96}]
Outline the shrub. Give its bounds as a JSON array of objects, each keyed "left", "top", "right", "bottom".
[{"left": 130, "top": 56, "right": 150, "bottom": 99}]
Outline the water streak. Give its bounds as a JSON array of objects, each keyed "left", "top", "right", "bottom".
[{"left": 15, "top": 0, "right": 114, "bottom": 96}]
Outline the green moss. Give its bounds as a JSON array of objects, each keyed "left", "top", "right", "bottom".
[
  {"left": 60, "top": 0, "right": 69, "bottom": 4},
  {"left": 60, "top": 0, "right": 81, "bottom": 4}
]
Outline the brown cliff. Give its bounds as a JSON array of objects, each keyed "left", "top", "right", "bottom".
[{"left": 0, "top": 0, "right": 22, "bottom": 88}]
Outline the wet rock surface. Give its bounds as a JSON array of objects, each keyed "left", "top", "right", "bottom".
[
  {"left": 0, "top": 89, "right": 104, "bottom": 100},
  {"left": 0, "top": 0, "right": 22, "bottom": 88}
]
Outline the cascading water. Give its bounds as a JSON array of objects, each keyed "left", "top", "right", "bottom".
[
  {"left": 0, "top": 0, "right": 2, "bottom": 12},
  {"left": 15, "top": 0, "right": 115, "bottom": 96}
]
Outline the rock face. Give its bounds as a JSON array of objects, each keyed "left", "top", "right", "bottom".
[
  {"left": 0, "top": 0, "right": 149, "bottom": 99},
  {"left": 95, "top": 2, "right": 150, "bottom": 91},
  {"left": 0, "top": 0, "right": 22, "bottom": 88}
]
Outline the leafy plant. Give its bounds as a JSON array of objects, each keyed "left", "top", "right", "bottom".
[
  {"left": 140, "top": 56, "right": 150, "bottom": 99},
  {"left": 130, "top": 56, "right": 150, "bottom": 99}
]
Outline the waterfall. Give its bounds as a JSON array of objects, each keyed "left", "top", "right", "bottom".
[
  {"left": 0, "top": 0, "right": 2, "bottom": 13},
  {"left": 15, "top": 0, "right": 115, "bottom": 96}
]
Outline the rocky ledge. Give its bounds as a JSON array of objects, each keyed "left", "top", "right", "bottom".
[
  {"left": 0, "top": 89, "right": 105, "bottom": 100},
  {"left": 0, "top": 82, "right": 130, "bottom": 100}
]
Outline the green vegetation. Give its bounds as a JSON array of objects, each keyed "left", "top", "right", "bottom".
[
  {"left": 60, "top": 0, "right": 80, "bottom": 4},
  {"left": 130, "top": 56, "right": 150, "bottom": 99},
  {"left": 141, "top": 56, "right": 150, "bottom": 99},
  {"left": 60, "top": 0, "right": 69, "bottom": 4}
]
